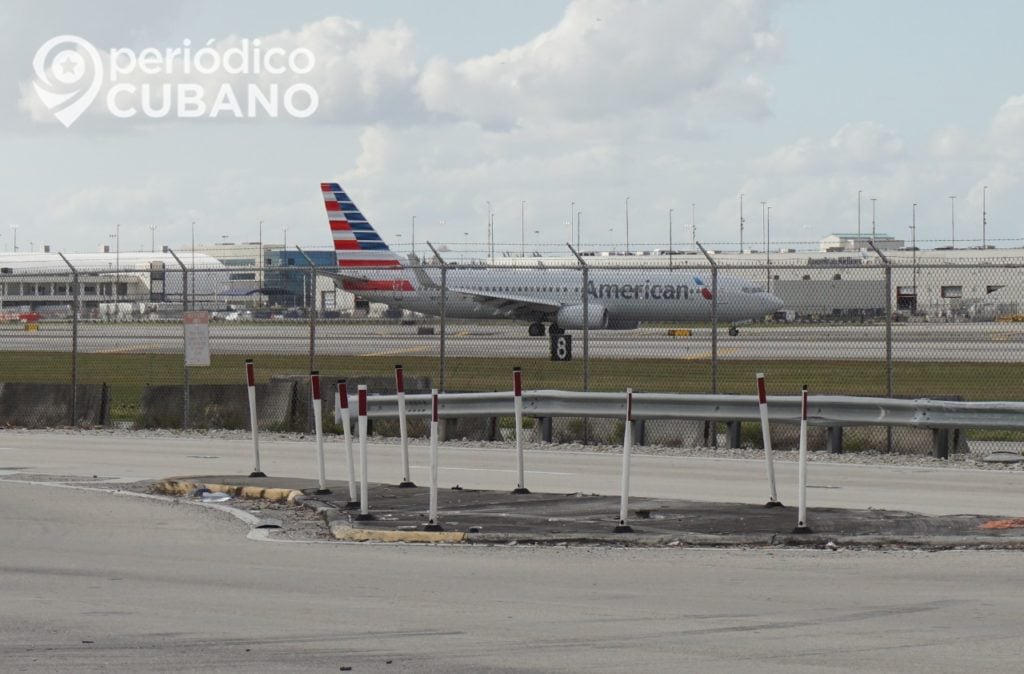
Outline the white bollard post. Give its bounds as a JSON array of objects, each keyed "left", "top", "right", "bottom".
[
  {"left": 512, "top": 366, "right": 530, "bottom": 494},
  {"left": 355, "top": 385, "right": 373, "bottom": 520},
  {"left": 614, "top": 388, "right": 635, "bottom": 533},
  {"left": 336, "top": 379, "right": 357, "bottom": 504},
  {"left": 395, "top": 364, "right": 415, "bottom": 487},
  {"left": 794, "top": 385, "right": 812, "bottom": 533},
  {"left": 310, "top": 371, "right": 330, "bottom": 495},
  {"left": 756, "top": 373, "right": 782, "bottom": 507},
  {"left": 245, "top": 359, "right": 266, "bottom": 478},
  {"left": 424, "top": 388, "right": 443, "bottom": 531}
]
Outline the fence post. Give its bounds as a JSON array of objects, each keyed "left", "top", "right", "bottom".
[
  {"left": 165, "top": 248, "right": 190, "bottom": 429},
  {"left": 568, "top": 245, "right": 590, "bottom": 444},
  {"left": 58, "top": 254, "right": 79, "bottom": 426},
  {"left": 869, "top": 241, "right": 894, "bottom": 452},
  {"left": 697, "top": 243, "right": 718, "bottom": 448},
  {"left": 439, "top": 263, "right": 447, "bottom": 392},
  {"left": 295, "top": 247, "right": 318, "bottom": 433}
]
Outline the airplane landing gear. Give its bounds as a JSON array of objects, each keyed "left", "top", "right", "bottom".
[
  {"left": 548, "top": 324, "right": 565, "bottom": 336},
  {"left": 728, "top": 326, "right": 740, "bottom": 336},
  {"left": 528, "top": 323, "right": 545, "bottom": 337}
]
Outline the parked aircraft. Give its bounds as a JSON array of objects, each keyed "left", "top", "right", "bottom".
[{"left": 321, "top": 182, "right": 783, "bottom": 335}]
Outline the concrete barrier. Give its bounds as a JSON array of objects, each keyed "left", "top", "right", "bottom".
[
  {"left": 0, "top": 382, "right": 108, "bottom": 427},
  {"left": 137, "top": 381, "right": 297, "bottom": 430}
]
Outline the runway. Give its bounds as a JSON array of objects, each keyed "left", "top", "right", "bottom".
[{"left": 1, "top": 320, "right": 1023, "bottom": 361}]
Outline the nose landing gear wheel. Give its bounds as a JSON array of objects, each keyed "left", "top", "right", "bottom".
[{"left": 528, "top": 323, "right": 545, "bottom": 337}]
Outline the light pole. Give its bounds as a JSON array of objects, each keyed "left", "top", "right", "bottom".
[
  {"left": 149, "top": 225, "right": 156, "bottom": 253},
  {"left": 109, "top": 223, "right": 120, "bottom": 304},
  {"left": 911, "top": 202, "right": 917, "bottom": 297},
  {"left": 858, "top": 189, "right": 862, "bottom": 238},
  {"left": 463, "top": 231, "right": 469, "bottom": 260},
  {"left": 521, "top": 200, "right": 525, "bottom": 258},
  {"left": 10, "top": 224, "right": 18, "bottom": 252},
  {"left": 739, "top": 193, "right": 744, "bottom": 252},
  {"left": 870, "top": 197, "right": 877, "bottom": 240},
  {"left": 949, "top": 195, "right": 956, "bottom": 248},
  {"left": 760, "top": 201, "right": 766, "bottom": 253},
  {"left": 690, "top": 203, "right": 696, "bottom": 250},
  {"left": 411, "top": 215, "right": 416, "bottom": 257},
  {"left": 576, "top": 211, "right": 582, "bottom": 251},
  {"left": 625, "top": 197, "right": 630, "bottom": 254},
  {"left": 486, "top": 200, "right": 492, "bottom": 261},
  {"left": 191, "top": 220, "right": 196, "bottom": 307},
  {"left": 282, "top": 226, "right": 288, "bottom": 252},
  {"left": 668, "top": 208, "right": 673, "bottom": 269},
  {"left": 766, "top": 206, "right": 772, "bottom": 292},
  {"left": 982, "top": 185, "right": 988, "bottom": 248},
  {"left": 569, "top": 201, "right": 574, "bottom": 246},
  {"left": 258, "top": 219, "right": 263, "bottom": 308}
]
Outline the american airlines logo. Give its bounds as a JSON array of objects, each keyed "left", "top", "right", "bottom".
[{"left": 587, "top": 280, "right": 706, "bottom": 301}]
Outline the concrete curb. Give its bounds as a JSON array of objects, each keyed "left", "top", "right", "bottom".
[{"left": 153, "top": 479, "right": 304, "bottom": 504}]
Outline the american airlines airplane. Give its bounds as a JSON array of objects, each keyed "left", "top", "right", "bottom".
[{"left": 321, "top": 182, "right": 783, "bottom": 336}]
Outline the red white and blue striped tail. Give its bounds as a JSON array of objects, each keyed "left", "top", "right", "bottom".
[{"left": 321, "top": 182, "right": 403, "bottom": 269}]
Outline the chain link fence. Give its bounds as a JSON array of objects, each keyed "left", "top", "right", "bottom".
[{"left": 1, "top": 255, "right": 1021, "bottom": 454}]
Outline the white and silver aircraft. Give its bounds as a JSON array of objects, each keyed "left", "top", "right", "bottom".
[{"left": 321, "top": 182, "right": 783, "bottom": 335}]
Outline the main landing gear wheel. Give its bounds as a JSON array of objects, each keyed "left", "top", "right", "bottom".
[
  {"left": 548, "top": 324, "right": 565, "bottom": 336},
  {"left": 728, "top": 326, "right": 740, "bottom": 336},
  {"left": 528, "top": 323, "right": 545, "bottom": 337}
]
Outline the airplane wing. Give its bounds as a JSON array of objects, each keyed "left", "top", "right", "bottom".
[{"left": 447, "top": 286, "right": 562, "bottom": 320}]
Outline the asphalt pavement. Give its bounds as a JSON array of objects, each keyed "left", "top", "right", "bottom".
[{"left": 153, "top": 474, "right": 1024, "bottom": 548}]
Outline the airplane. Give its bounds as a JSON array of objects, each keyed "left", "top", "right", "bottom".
[{"left": 320, "top": 182, "right": 784, "bottom": 336}]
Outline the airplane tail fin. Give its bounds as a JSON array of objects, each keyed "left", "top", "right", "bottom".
[
  {"left": 320, "top": 182, "right": 414, "bottom": 292},
  {"left": 320, "top": 182, "right": 404, "bottom": 269}
]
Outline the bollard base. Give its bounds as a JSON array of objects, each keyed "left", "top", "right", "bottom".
[
  {"left": 353, "top": 512, "right": 375, "bottom": 521},
  {"left": 398, "top": 481, "right": 417, "bottom": 488},
  {"left": 764, "top": 500, "right": 785, "bottom": 508},
  {"left": 313, "top": 488, "right": 332, "bottom": 496},
  {"left": 792, "top": 525, "right": 812, "bottom": 534},
  {"left": 511, "top": 487, "right": 531, "bottom": 494},
  {"left": 613, "top": 524, "right": 634, "bottom": 534},
  {"left": 248, "top": 471, "right": 267, "bottom": 478},
  {"left": 423, "top": 522, "right": 444, "bottom": 532}
]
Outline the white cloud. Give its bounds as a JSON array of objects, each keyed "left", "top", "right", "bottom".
[
  {"left": 416, "top": 0, "right": 779, "bottom": 129},
  {"left": 753, "top": 121, "right": 905, "bottom": 176}
]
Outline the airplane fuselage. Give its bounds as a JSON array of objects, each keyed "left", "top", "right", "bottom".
[{"left": 338, "top": 265, "right": 782, "bottom": 325}]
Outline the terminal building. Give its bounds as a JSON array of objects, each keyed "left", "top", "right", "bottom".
[{"left": 2, "top": 232, "right": 1021, "bottom": 322}]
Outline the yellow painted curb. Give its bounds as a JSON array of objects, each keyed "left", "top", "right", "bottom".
[
  {"left": 332, "top": 527, "right": 466, "bottom": 543},
  {"left": 154, "top": 480, "right": 303, "bottom": 503}
]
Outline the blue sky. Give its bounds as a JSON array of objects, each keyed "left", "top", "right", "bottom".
[{"left": 3, "top": 0, "right": 1023, "bottom": 255}]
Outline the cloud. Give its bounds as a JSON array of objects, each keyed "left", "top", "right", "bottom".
[
  {"left": 416, "top": 0, "right": 779, "bottom": 129},
  {"left": 753, "top": 121, "right": 905, "bottom": 175}
]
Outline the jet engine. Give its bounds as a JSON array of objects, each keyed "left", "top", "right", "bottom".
[{"left": 555, "top": 304, "right": 609, "bottom": 329}]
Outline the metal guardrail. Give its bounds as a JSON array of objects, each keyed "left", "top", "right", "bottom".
[{"left": 345, "top": 390, "right": 1024, "bottom": 431}]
